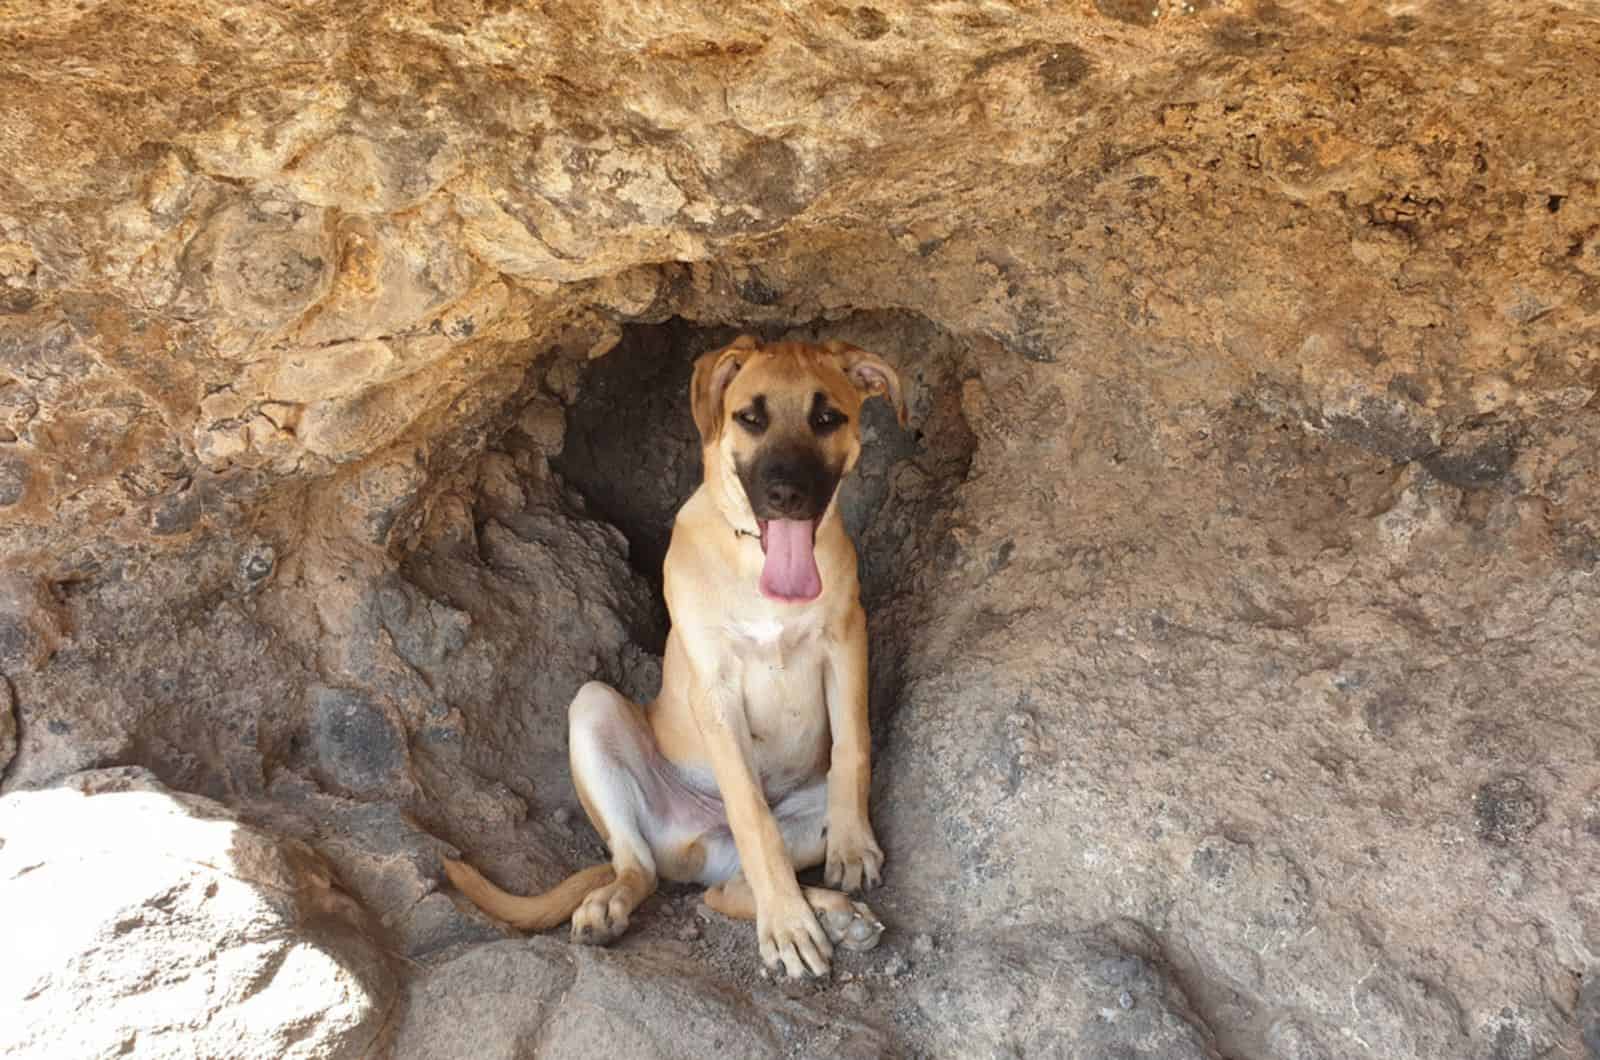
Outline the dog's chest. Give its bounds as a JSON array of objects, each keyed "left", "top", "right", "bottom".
[
  {"left": 725, "top": 609, "right": 830, "bottom": 770},
  {"left": 725, "top": 609, "right": 825, "bottom": 666}
]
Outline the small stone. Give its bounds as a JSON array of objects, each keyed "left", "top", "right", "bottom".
[
  {"left": 840, "top": 981, "right": 870, "bottom": 1005},
  {"left": 0, "top": 678, "right": 16, "bottom": 776},
  {"left": 0, "top": 574, "right": 67, "bottom": 670},
  {"left": 195, "top": 423, "right": 249, "bottom": 467},
  {"left": 199, "top": 388, "right": 249, "bottom": 423},
  {"left": 676, "top": 922, "right": 702, "bottom": 942},
  {"left": 0, "top": 455, "right": 26, "bottom": 507},
  {"left": 237, "top": 543, "right": 275, "bottom": 589},
  {"left": 882, "top": 953, "right": 908, "bottom": 977},
  {"left": 552, "top": 806, "right": 573, "bottom": 831},
  {"left": 1579, "top": 972, "right": 1600, "bottom": 1057},
  {"left": 150, "top": 490, "right": 201, "bottom": 535},
  {"left": 1473, "top": 775, "right": 1544, "bottom": 846},
  {"left": 516, "top": 396, "right": 567, "bottom": 455},
  {"left": 912, "top": 932, "right": 935, "bottom": 956},
  {"left": 1118, "top": 990, "right": 1135, "bottom": 1010}
]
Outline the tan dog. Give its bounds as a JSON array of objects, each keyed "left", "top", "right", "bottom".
[{"left": 443, "top": 336, "right": 905, "bottom": 977}]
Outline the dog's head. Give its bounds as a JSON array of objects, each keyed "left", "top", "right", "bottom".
[{"left": 691, "top": 336, "right": 906, "bottom": 603}]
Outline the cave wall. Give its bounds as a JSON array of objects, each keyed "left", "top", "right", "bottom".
[{"left": 3, "top": 1, "right": 1600, "bottom": 1057}]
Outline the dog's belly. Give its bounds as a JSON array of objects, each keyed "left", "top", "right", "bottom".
[
  {"left": 740, "top": 652, "right": 831, "bottom": 796},
  {"left": 651, "top": 615, "right": 832, "bottom": 801}
]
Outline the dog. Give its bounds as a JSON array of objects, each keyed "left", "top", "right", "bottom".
[{"left": 443, "top": 335, "right": 905, "bottom": 977}]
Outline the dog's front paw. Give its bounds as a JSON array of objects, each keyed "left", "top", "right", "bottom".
[
  {"left": 824, "top": 819, "right": 884, "bottom": 892},
  {"left": 758, "top": 893, "right": 834, "bottom": 978}
]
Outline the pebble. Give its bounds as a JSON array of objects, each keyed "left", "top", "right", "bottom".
[
  {"left": 912, "top": 932, "right": 935, "bottom": 956},
  {"left": 676, "top": 922, "right": 702, "bottom": 942},
  {"left": 882, "top": 953, "right": 908, "bottom": 977},
  {"left": 840, "top": 982, "right": 870, "bottom": 1005},
  {"left": 551, "top": 806, "right": 573, "bottom": 831}
]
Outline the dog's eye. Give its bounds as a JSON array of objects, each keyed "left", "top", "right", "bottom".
[
  {"left": 811, "top": 408, "right": 847, "bottom": 433},
  {"left": 734, "top": 406, "right": 767, "bottom": 432}
]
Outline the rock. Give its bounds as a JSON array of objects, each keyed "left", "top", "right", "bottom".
[
  {"left": 393, "top": 941, "right": 575, "bottom": 1060},
  {"left": 1579, "top": 974, "right": 1600, "bottom": 1058},
  {"left": 1265, "top": 1016, "right": 1335, "bottom": 1060},
  {"left": 0, "top": 573, "right": 66, "bottom": 672},
  {"left": 1, "top": 545, "right": 306, "bottom": 797},
  {"left": 394, "top": 939, "right": 892, "bottom": 1060},
  {"left": 0, "top": 767, "right": 395, "bottom": 1059},
  {"left": 872, "top": 341, "right": 1595, "bottom": 1058},
  {"left": 904, "top": 925, "right": 1220, "bottom": 1058},
  {"left": 0, "top": 676, "right": 15, "bottom": 775},
  {"left": 515, "top": 393, "right": 568, "bottom": 456},
  {"left": 0, "top": 453, "right": 25, "bottom": 506},
  {"left": 1473, "top": 775, "right": 1546, "bottom": 846},
  {"left": 265, "top": 792, "right": 504, "bottom": 959},
  {"left": 306, "top": 684, "right": 414, "bottom": 799}
]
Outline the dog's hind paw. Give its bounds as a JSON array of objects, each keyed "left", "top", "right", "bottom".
[
  {"left": 570, "top": 880, "right": 636, "bottom": 945},
  {"left": 809, "top": 891, "right": 885, "bottom": 952}
]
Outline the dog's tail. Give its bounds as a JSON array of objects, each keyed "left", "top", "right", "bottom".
[{"left": 441, "top": 857, "right": 616, "bottom": 932}]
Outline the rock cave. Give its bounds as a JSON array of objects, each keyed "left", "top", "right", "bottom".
[{"left": 2, "top": 2, "right": 1599, "bottom": 1057}]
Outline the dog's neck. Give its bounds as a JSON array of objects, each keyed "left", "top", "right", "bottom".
[{"left": 702, "top": 443, "right": 761, "bottom": 540}]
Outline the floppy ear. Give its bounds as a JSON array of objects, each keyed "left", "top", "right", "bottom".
[
  {"left": 690, "top": 335, "right": 759, "bottom": 442},
  {"left": 825, "top": 341, "right": 907, "bottom": 427}
]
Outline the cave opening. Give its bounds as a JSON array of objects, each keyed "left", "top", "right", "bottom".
[{"left": 545, "top": 310, "right": 978, "bottom": 733}]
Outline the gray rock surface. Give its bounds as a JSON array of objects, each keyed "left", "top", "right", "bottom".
[
  {"left": 870, "top": 348, "right": 1599, "bottom": 1058},
  {"left": 904, "top": 924, "right": 1220, "bottom": 1058},
  {"left": 395, "top": 938, "right": 891, "bottom": 1060},
  {"left": 0, "top": 675, "right": 14, "bottom": 776}
]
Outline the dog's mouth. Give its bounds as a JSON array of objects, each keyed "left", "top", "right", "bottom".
[{"left": 756, "top": 518, "right": 822, "bottom": 603}]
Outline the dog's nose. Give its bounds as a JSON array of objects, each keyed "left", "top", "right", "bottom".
[{"left": 765, "top": 481, "right": 805, "bottom": 514}]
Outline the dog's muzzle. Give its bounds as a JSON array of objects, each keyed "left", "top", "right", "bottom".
[
  {"left": 737, "top": 446, "right": 840, "bottom": 603},
  {"left": 743, "top": 445, "right": 838, "bottom": 523}
]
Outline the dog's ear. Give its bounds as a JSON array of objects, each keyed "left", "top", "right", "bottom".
[
  {"left": 691, "top": 335, "right": 759, "bottom": 442},
  {"left": 825, "top": 341, "right": 907, "bottom": 427}
]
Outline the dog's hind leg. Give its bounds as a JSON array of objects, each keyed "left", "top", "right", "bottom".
[
  {"left": 566, "top": 681, "right": 662, "bottom": 945},
  {"left": 703, "top": 878, "right": 884, "bottom": 953}
]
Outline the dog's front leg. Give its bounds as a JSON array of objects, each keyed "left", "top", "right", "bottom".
[
  {"left": 822, "top": 604, "right": 885, "bottom": 892},
  {"left": 688, "top": 662, "right": 835, "bottom": 977}
]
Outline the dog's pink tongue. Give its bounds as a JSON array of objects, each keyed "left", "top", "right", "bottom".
[{"left": 760, "top": 519, "right": 822, "bottom": 602}]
